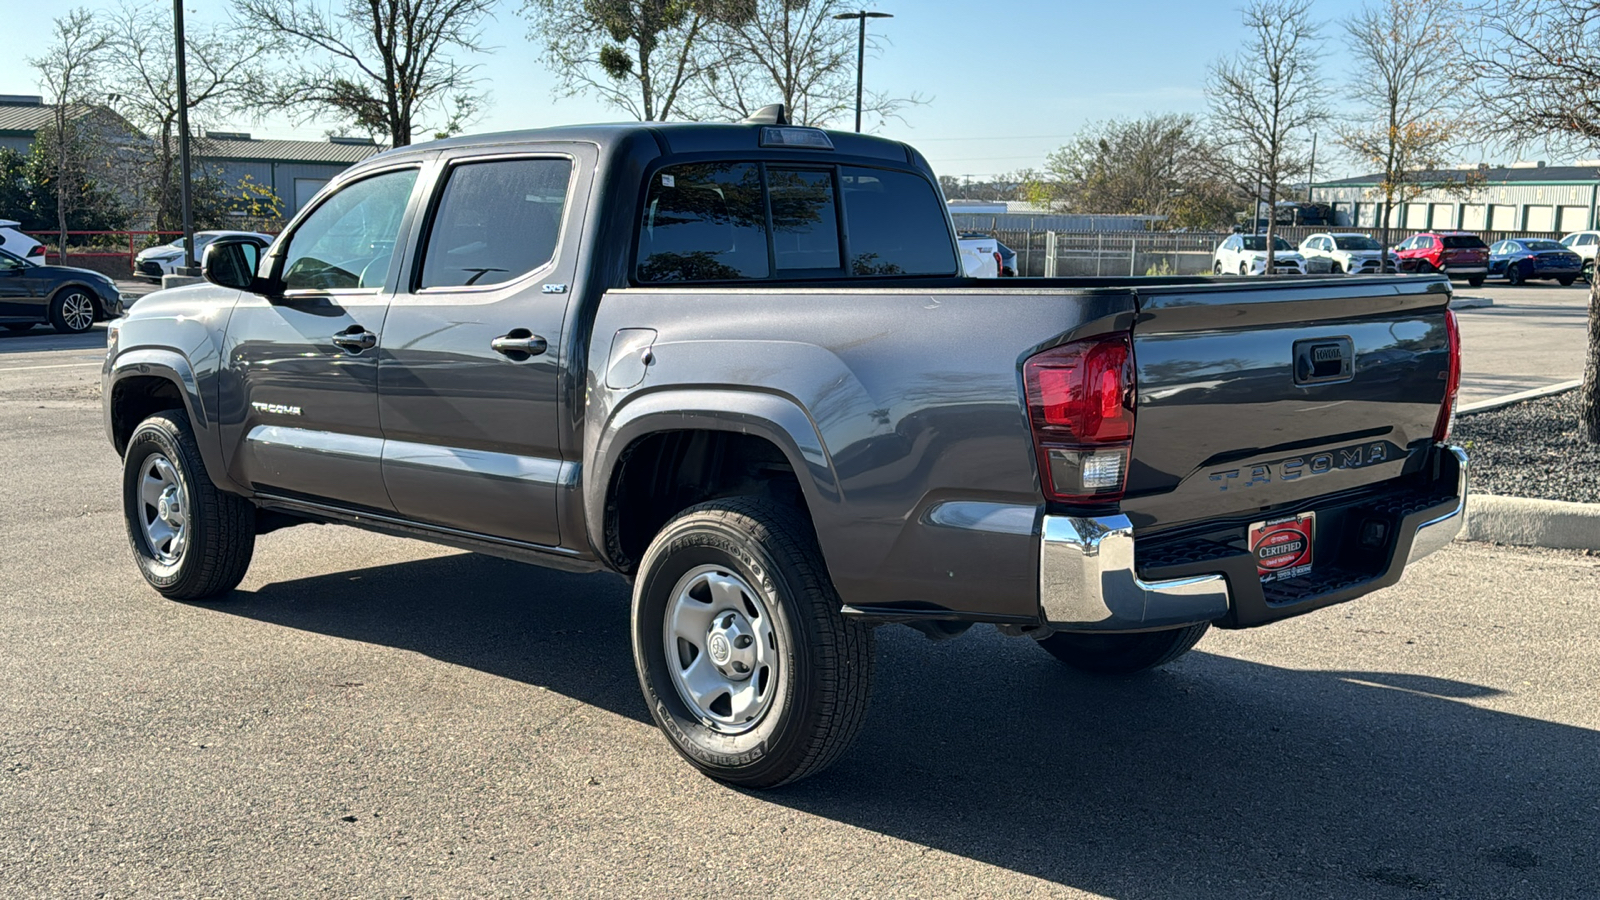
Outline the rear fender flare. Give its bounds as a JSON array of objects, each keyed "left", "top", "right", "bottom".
[{"left": 585, "top": 389, "right": 840, "bottom": 568}]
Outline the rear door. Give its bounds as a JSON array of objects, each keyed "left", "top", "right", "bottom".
[
  {"left": 1122, "top": 277, "right": 1452, "bottom": 534},
  {"left": 376, "top": 146, "right": 591, "bottom": 547},
  {"left": 220, "top": 163, "right": 425, "bottom": 511},
  {"left": 0, "top": 251, "right": 35, "bottom": 318}
]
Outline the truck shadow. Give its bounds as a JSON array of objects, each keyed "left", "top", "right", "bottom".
[{"left": 213, "top": 552, "right": 1598, "bottom": 898}]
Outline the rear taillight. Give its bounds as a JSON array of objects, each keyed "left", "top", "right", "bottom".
[
  {"left": 993, "top": 251, "right": 1003, "bottom": 276},
  {"left": 1433, "top": 309, "right": 1461, "bottom": 443},
  {"left": 1024, "top": 334, "right": 1135, "bottom": 503},
  {"left": 27, "top": 245, "right": 44, "bottom": 258}
]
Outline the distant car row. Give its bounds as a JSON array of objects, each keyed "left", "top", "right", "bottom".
[
  {"left": 133, "top": 230, "right": 274, "bottom": 279},
  {"left": 1213, "top": 229, "right": 1591, "bottom": 286}
]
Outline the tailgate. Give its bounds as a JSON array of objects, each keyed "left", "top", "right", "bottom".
[{"left": 1121, "top": 276, "right": 1452, "bottom": 534}]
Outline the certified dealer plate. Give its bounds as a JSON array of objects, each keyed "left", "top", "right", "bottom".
[{"left": 1249, "top": 512, "right": 1314, "bottom": 582}]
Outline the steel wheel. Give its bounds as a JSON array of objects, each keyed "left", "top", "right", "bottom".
[
  {"left": 136, "top": 453, "right": 189, "bottom": 566},
  {"left": 663, "top": 564, "right": 779, "bottom": 733}
]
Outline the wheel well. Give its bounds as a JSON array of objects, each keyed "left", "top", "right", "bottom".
[
  {"left": 110, "top": 375, "right": 185, "bottom": 454},
  {"left": 604, "top": 430, "right": 808, "bottom": 575}
]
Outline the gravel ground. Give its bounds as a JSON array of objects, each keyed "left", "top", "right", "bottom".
[{"left": 1454, "top": 389, "right": 1600, "bottom": 503}]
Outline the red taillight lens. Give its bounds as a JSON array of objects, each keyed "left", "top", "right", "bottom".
[
  {"left": 1024, "top": 334, "right": 1135, "bottom": 503},
  {"left": 1433, "top": 309, "right": 1461, "bottom": 443},
  {"left": 993, "top": 251, "right": 1003, "bottom": 275},
  {"left": 27, "top": 245, "right": 44, "bottom": 257}
]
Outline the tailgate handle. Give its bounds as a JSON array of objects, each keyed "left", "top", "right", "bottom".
[{"left": 1294, "top": 337, "right": 1353, "bottom": 385}]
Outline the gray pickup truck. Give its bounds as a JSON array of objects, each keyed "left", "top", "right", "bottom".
[{"left": 103, "top": 111, "right": 1468, "bottom": 788}]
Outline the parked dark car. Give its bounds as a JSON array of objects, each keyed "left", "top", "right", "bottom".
[
  {"left": 0, "top": 248, "right": 122, "bottom": 334},
  {"left": 1489, "top": 238, "right": 1583, "bottom": 285}
]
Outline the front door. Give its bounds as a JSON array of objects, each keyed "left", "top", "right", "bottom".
[
  {"left": 220, "top": 164, "right": 424, "bottom": 511},
  {"left": 377, "top": 149, "right": 590, "bottom": 547},
  {"left": 0, "top": 251, "right": 35, "bottom": 318}
]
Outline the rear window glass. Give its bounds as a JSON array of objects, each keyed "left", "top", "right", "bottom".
[
  {"left": 419, "top": 158, "right": 571, "bottom": 289},
  {"left": 769, "top": 168, "right": 841, "bottom": 272},
  {"left": 638, "top": 163, "right": 769, "bottom": 282},
  {"left": 1442, "top": 235, "right": 1486, "bottom": 249},
  {"left": 1521, "top": 239, "right": 1564, "bottom": 251},
  {"left": 840, "top": 167, "right": 957, "bottom": 276}
]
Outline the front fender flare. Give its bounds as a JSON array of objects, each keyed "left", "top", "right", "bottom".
[
  {"left": 105, "top": 348, "right": 244, "bottom": 495},
  {"left": 584, "top": 388, "right": 840, "bottom": 568}
]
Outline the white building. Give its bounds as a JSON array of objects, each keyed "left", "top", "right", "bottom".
[{"left": 1311, "top": 163, "right": 1600, "bottom": 234}]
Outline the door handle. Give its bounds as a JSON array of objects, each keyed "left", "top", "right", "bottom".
[
  {"left": 491, "top": 331, "right": 548, "bottom": 357},
  {"left": 331, "top": 329, "right": 377, "bottom": 352}
]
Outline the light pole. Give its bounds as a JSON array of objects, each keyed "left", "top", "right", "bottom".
[
  {"left": 174, "top": 0, "right": 196, "bottom": 274},
  {"left": 833, "top": 10, "right": 892, "bottom": 133}
]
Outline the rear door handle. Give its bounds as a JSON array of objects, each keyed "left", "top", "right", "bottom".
[
  {"left": 491, "top": 331, "right": 548, "bottom": 357},
  {"left": 331, "top": 328, "right": 377, "bottom": 352}
]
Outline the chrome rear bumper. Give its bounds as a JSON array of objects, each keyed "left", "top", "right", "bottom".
[{"left": 1038, "top": 445, "right": 1468, "bottom": 632}]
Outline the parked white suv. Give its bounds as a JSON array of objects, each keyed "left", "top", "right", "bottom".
[
  {"left": 1299, "top": 232, "right": 1399, "bottom": 275},
  {"left": 134, "top": 230, "right": 274, "bottom": 280},
  {"left": 1213, "top": 233, "right": 1305, "bottom": 275},
  {"left": 1558, "top": 230, "right": 1599, "bottom": 281},
  {"left": 0, "top": 220, "right": 45, "bottom": 265}
]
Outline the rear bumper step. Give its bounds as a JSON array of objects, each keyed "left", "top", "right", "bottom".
[{"left": 1038, "top": 445, "right": 1467, "bottom": 632}]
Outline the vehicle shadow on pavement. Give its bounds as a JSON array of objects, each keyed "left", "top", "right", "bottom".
[
  {"left": 782, "top": 626, "right": 1600, "bottom": 898},
  {"left": 207, "top": 553, "right": 1598, "bottom": 898},
  {"left": 0, "top": 325, "right": 108, "bottom": 354},
  {"left": 219, "top": 551, "right": 652, "bottom": 726}
]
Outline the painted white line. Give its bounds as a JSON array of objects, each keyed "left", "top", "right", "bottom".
[
  {"left": 0, "top": 362, "right": 103, "bottom": 373},
  {"left": 1458, "top": 379, "right": 1582, "bottom": 416}
]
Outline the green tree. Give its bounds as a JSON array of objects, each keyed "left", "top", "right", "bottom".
[{"left": 1042, "top": 114, "right": 1242, "bottom": 228}]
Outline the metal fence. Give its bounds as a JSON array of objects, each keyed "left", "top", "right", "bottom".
[{"left": 985, "top": 226, "right": 1573, "bottom": 278}]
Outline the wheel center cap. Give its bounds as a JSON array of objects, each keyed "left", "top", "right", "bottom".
[{"left": 708, "top": 633, "right": 732, "bottom": 665}]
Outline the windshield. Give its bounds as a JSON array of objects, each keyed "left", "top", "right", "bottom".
[
  {"left": 1441, "top": 235, "right": 1487, "bottom": 249},
  {"left": 1520, "top": 239, "right": 1564, "bottom": 251},
  {"left": 1240, "top": 236, "right": 1294, "bottom": 251},
  {"left": 1333, "top": 236, "right": 1382, "bottom": 250}
]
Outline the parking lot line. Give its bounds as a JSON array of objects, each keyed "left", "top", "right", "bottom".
[{"left": 0, "top": 362, "right": 104, "bottom": 373}]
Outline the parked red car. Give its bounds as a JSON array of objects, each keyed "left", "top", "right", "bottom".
[{"left": 1391, "top": 231, "right": 1489, "bottom": 287}]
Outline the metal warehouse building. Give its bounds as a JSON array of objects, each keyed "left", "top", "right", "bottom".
[
  {"left": 1311, "top": 163, "right": 1600, "bottom": 234},
  {"left": 195, "top": 132, "right": 386, "bottom": 216}
]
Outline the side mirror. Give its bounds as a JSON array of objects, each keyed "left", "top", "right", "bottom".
[{"left": 202, "top": 237, "right": 276, "bottom": 294}]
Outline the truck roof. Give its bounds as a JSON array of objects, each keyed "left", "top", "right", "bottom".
[{"left": 388, "top": 121, "right": 916, "bottom": 165}]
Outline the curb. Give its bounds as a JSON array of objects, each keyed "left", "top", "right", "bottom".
[
  {"left": 1450, "top": 296, "right": 1494, "bottom": 310},
  {"left": 1460, "top": 494, "right": 1600, "bottom": 552},
  {"left": 1458, "top": 379, "right": 1583, "bottom": 416}
]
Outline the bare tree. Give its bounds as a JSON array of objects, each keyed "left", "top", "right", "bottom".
[
  {"left": 1207, "top": 0, "right": 1327, "bottom": 271},
  {"left": 522, "top": 0, "right": 733, "bottom": 121},
  {"left": 234, "top": 0, "right": 494, "bottom": 146},
  {"left": 697, "top": 0, "right": 917, "bottom": 127},
  {"left": 29, "top": 8, "right": 111, "bottom": 261},
  {"left": 1462, "top": 0, "right": 1600, "bottom": 441},
  {"left": 1336, "top": 0, "right": 1476, "bottom": 266},
  {"left": 1043, "top": 113, "right": 1243, "bottom": 229},
  {"left": 107, "top": 2, "right": 273, "bottom": 231}
]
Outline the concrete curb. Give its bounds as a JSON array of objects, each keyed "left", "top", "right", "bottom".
[
  {"left": 1458, "top": 379, "right": 1583, "bottom": 416},
  {"left": 1461, "top": 494, "right": 1600, "bottom": 552},
  {"left": 1450, "top": 296, "right": 1494, "bottom": 310}
]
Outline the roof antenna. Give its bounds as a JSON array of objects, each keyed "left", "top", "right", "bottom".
[{"left": 741, "top": 104, "right": 788, "bottom": 126}]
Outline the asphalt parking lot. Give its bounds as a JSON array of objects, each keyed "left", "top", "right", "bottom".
[{"left": 2, "top": 288, "right": 1598, "bottom": 898}]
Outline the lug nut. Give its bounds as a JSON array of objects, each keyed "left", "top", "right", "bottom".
[
  {"left": 734, "top": 635, "right": 753, "bottom": 649},
  {"left": 732, "top": 661, "right": 749, "bottom": 673}
]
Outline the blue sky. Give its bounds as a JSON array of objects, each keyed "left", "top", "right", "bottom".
[{"left": 5, "top": 0, "right": 1404, "bottom": 179}]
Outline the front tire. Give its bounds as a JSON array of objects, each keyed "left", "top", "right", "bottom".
[
  {"left": 48, "top": 287, "right": 97, "bottom": 334},
  {"left": 1037, "top": 624, "right": 1209, "bottom": 675},
  {"left": 1507, "top": 264, "right": 1524, "bottom": 285},
  {"left": 1213, "top": 262, "right": 1223, "bottom": 275},
  {"left": 122, "top": 410, "right": 255, "bottom": 600},
  {"left": 1238, "top": 262, "right": 1249, "bottom": 276},
  {"left": 1332, "top": 261, "right": 1344, "bottom": 274},
  {"left": 631, "top": 498, "right": 874, "bottom": 788}
]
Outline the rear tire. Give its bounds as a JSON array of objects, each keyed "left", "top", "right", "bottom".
[
  {"left": 48, "top": 287, "right": 97, "bottom": 334},
  {"left": 122, "top": 410, "right": 255, "bottom": 601},
  {"left": 1238, "top": 262, "right": 1249, "bottom": 276},
  {"left": 1213, "top": 262, "right": 1223, "bottom": 275},
  {"left": 1467, "top": 275, "right": 1485, "bottom": 287},
  {"left": 1332, "top": 262, "right": 1344, "bottom": 274},
  {"left": 1558, "top": 275, "right": 1576, "bottom": 286},
  {"left": 1507, "top": 264, "right": 1524, "bottom": 285},
  {"left": 1037, "top": 624, "right": 1210, "bottom": 675},
  {"left": 631, "top": 497, "right": 874, "bottom": 788}
]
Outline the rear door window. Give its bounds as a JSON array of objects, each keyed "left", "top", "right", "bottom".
[
  {"left": 1442, "top": 235, "right": 1486, "bottom": 249},
  {"left": 419, "top": 157, "right": 572, "bottom": 289},
  {"left": 638, "top": 163, "right": 769, "bottom": 282},
  {"left": 840, "top": 167, "right": 957, "bottom": 276},
  {"left": 768, "top": 168, "right": 842, "bottom": 273}
]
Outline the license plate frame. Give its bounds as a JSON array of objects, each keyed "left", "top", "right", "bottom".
[{"left": 1249, "top": 512, "right": 1314, "bottom": 583}]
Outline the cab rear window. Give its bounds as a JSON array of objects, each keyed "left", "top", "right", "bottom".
[{"left": 635, "top": 161, "right": 956, "bottom": 283}]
